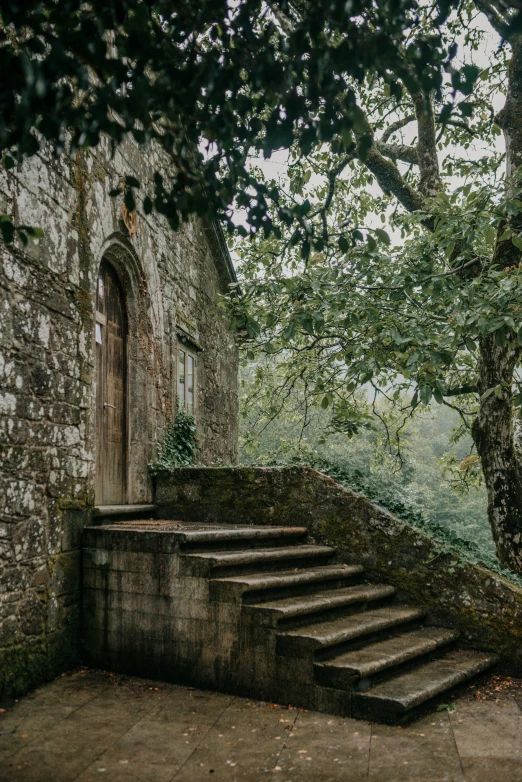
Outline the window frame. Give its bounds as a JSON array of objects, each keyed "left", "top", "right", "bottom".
[{"left": 177, "top": 343, "right": 197, "bottom": 416}]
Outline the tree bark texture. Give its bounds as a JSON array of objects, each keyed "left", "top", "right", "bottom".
[{"left": 472, "top": 339, "right": 522, "bottom": 571}]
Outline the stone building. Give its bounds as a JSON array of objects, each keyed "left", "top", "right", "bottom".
[{"left": 0, "top": 138, "right": 238, "bottom": 698}]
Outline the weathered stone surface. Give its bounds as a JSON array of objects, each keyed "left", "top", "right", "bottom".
[
  {"left": 155, "top": 466, "right": 522, "bottom": 672},
  {"left": 81, "top": 520, "right": 497, "bottom": 723},
  {"left": 0, "top": 137, "right": 239, "bottom": 700},
  {"left": 315, "top": 627, "right": 460, "bottom": 686},
  {"left": 7, "top": 671, "right": 522, "bottom": 782},
  {"left": 276, "top": 606, "right": 427, "bottom": 658},
  {"left": 350, "top": 650, "right": 497, "bottom": 723}
]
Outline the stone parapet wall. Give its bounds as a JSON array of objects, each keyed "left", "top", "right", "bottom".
[
  {"left": 155, "top": 466, "right": 522, "bottom": 673},
  {"left": 0, "top": 141, "right": 238, "bottom": 701}
]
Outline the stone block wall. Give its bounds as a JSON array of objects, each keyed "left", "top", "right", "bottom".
[
  {"left": 81, "top": 523, "right": 349, "bottom": 714},
  {"left": 81, "top": 526, "right": 241, "bottom": 691},
  {"left": 0, "top": 141, "right": 238, "bottom": 700},
  {"left": 155, "top": 466, "right": 522, "bottom": 673}
]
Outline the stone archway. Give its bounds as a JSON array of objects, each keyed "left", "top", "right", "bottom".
[{"left": 93, "top": 236, "right": 155, "bottom": 506}]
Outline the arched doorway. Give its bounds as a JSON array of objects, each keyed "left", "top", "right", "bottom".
[{"left": 95, "top": 260, "right": 127, "bottom": 505}]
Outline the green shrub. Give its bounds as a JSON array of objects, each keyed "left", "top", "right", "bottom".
[{"left": 149, "top": 410, "right": 197, "bottom": 473}]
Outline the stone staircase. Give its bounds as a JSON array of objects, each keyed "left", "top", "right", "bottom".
[{"left": 82, "top": 521, "right": 497, "bottom": 724}]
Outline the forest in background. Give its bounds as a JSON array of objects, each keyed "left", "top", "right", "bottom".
[{"left": 237, "top": 359, "right": 519, "bottom": 581}]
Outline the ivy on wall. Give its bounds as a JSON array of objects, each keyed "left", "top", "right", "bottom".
[{"left": 149, "top": 410, "right": 197, "bottom": 473}]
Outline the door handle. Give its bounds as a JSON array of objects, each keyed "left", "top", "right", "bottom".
[{"left": 104, "top": 403, "right": 116, "bottom": 409}]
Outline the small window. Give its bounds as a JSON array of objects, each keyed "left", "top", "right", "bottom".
[{"left": 178, "top": 346, "right": 196, "bottom": 413}]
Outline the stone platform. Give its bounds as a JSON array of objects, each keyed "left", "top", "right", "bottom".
[
  {"left": 1, "top": 669, "right": 522, "bottom": 781},
  {"left": 82, "top": 522, "right": 496, "bottom": 723}
]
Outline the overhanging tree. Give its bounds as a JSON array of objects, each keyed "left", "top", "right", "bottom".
[
  {"left": 3, "top": 1, "right": 522, "bottom": 571},
  {"left": 0, "top": 0, "right": 503, "bottom": 235},
  {"left": 226, "top": 3, "right": 522, "bottom": 574}
]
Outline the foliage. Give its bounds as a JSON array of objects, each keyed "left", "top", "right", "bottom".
[
  {"left": 149, "top": 409, "right": 197, "bottom": 473},
  {"left": 1, "top": 1, "right": 520, "bottom": 242},
  {"left": 220, "top": 4, "right": 522, "bottom": 572},
  {"left": 239, "top": 359, "right": 522, "bottom": 589}
]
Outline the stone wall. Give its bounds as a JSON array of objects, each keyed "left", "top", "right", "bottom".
[
  {"left": 0, "top": 142, "right": 238, "bottom": 700},
  {"left": 155, "top": 466, "right": 522, "bottom": 673}
]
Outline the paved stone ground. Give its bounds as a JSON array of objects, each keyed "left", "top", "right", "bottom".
[{"left": 1, "top": 670, "right": 522, "bottom": 782}]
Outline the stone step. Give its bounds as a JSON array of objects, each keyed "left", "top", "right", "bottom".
[
  {"left": 92, "top": 504, "right": 157, "bottom": 525},
  {"left": 315, "top": 627, "right": 460, "bottom": 689},
  {"left": 277, "top": 605, "right": 426, "bottom": 657},
  {"left": 244, "top": 584, "right": 396, "bottom": 628},
  {"left": 210, "top": 564, "right": 365, "bottom": 603},
  {"left": 351, "top": 649, "right": 498, "bottom": 723},
  {"left": 182, "top": 544, "right": 335, "bottom": 576},
  {"left": 179, "top": 525, "right": 307, "bottom": 550}
]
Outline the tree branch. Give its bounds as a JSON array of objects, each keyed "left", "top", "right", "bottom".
[
  {"left": 353, "top": 111, "right": 427, "bottom": 217},
  {"left": 444, "top": 384, "right": 479, "bottom": 397},
  {"left": 474, "top": 0, "right": 517, "bottom": 40},
  {"left": 412, "top": 92, "right": 442, "bottom": 198},
  {"left": 379, "top": 114, "right": 415, "bottom": 142},
  {"left": 375, "top": 140, "right": 419, "bottom": 165},
  {"left": 309, "top": 151, "right": 356, "bottom": 220}
]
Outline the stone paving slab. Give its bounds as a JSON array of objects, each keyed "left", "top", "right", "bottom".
[{"left": 1, "top": 670, "right": 521, "bottom": 781}]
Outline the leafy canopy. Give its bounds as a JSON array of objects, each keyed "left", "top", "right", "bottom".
[
  {"left": 224, "top": 4, "right": 522, "bottom": 439},
  {"left": 0, "top": 0, "right": 509, "bottom": 241}
]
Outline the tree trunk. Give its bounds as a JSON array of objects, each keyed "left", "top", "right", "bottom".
[
  {"left": 470, "top": 31, "right": 522, "bottom": 573},
  {"left": 471, "top": 337, "right": 522, "bottom": 571}
]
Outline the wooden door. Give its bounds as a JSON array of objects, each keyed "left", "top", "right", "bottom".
[{"left": 95, "top": 261, "right": 127, "bottom": 505}]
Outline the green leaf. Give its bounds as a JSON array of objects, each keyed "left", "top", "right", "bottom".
[
  {"left": 282, "top": 322, "right": 296, "bottom": 341},
  {"left": 433, "top": 386, "right": 443, "bottom": 404},
  {"left": 517, "top": 326, "right": 522, "bottom": 346},
  {"left": 485, "top": 226, "right": 496, "bottom": 245},
  {"left": 338, "top": 235, "right": 349, "bottom": 253},
  {"left": 124, "top": 188, "right": 136, "bottom": 211},
  {"left": 367, "top": 235, "right": 377, "bottom": 252},
  {"left": 419, "top": 385, "right": 432, "bottom": 406},
  {"left": 125, "top": 175, "right": 141, "bottom": 189},
  {"left": 0, "top": 216, "right": 15, "bottom": 243},
  {"left": 511, "top": 235, "right": 522, "bottom": 251},
  {"left": 375, "top": 228, "right": 390, "bottom": 245},
  {"left": 494, "top": 329, "right": 506, "bottom": 347}
]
